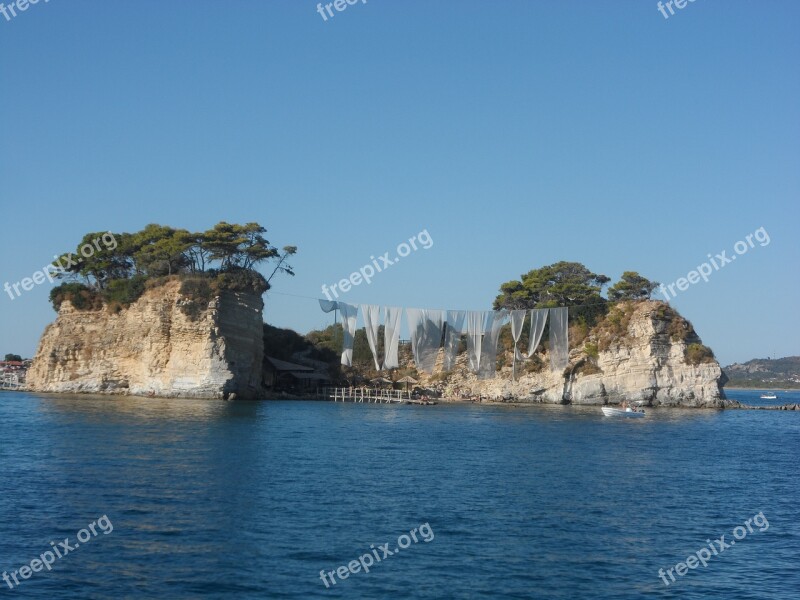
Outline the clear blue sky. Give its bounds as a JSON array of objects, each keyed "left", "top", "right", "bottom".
[{"left": 1, "top": 0, "right": 798, "bottom": 366}]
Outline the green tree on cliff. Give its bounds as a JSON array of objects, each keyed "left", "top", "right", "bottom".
[
  {"left": 48, "top": 221, "right": 296, "bottom": 312},
  {"left": 607, "top": 271, "right": 659, "bottom": 301},
  {"left": 493, "top": 261, "right": 610, "bottom": 325},
  {"left": 130, "top": 225, "right": 192, "bottom": 276},
  {"left": 205, "top": 222, "right": 279, "bottom": 271},
  {"left": 53, "top": 231, "right": 130, "bottom": 289}
]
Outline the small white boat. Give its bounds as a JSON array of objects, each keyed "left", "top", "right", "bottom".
[
  {"left": 602, "top": 405, "right": 646, "bottom": 418},
  {"left": 760, "top": 393, "right": 777, "bottom": 399}
]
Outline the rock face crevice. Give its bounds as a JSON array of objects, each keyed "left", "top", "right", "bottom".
[{"left": 26, "top": 281, "right": 264, "bottom": 399}]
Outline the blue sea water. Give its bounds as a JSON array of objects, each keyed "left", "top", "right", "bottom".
[{"left": 0, "top": 391, "right": 798, "bottom": 599}]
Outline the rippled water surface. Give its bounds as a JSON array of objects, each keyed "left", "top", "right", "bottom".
[{"left": 0, "top": 391, "right": 798, "bottom": 598}]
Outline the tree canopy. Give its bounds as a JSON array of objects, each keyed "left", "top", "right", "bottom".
[
  {"left": 607, "top": 271, "right": 659, "bottom": 301},
  {"left": 49, "top": 221, "right": 296, "bottom": 311},
  {"left": 493, "top": 263, "right": 660, "bottom": 326},
  {"left": 493, "top": 261, "right": 610, "bottom": 324}
]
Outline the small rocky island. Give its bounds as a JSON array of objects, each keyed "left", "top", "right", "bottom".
[
  {"left": 26, "top": 228, "right": 729, "bottom": 407},
  {"left": 425, "top": 300, "right": 730, "bottom": 407},
  {"left": 27, "top": 222, "right": 295, "bottom": 400}
]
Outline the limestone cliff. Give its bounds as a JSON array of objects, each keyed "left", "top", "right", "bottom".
[
  {"left": 420, "top": 301, "right": 730, "bottom": 408},
  {"left": 26, "top": 280, "right": 264, "bottom": 399}
]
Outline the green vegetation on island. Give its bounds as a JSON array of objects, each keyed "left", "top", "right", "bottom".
[{"left": 49, "top": 222, "right": 296, "bottom": 318}]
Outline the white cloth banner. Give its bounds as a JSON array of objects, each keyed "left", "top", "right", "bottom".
[
  {"left": 549, "top": 306, "right": 569, "bottom": 371},
  {"left": 383, "top": 306, "right": 402, "bottom": 369},
  {"left": 443, "top": 310, "right": 466, "bottom": 371},
  {"left": 361, "top": 304, "right": 382, "bottom": 370},
  {"left": 510, "top": 310, "right": 527, "bottom": 362},
  {"left": 465, "top": 311, "right": 490, "bottom": 372},
  {"left": 338, "top": 303, "right": 359, "bottom": 366},
  {"left": 406, "top": 308, "right": 444, "bottom": 374},
  {"left": 478, "top": 310, "right": 508, "bottom": 379},
  {"left": 526, "top": 308, "right": 549, "bottom": 359}
]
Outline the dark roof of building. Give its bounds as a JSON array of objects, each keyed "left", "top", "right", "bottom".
[
  {"left": 289, "top": 372, "right": 331, "bottom": 381},
  {"left": 264, "top": 356, "right": 315, "bottom": 372}
]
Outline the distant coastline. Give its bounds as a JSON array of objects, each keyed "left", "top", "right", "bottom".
[{"left": 723, "top": 386, "right": 798, "bottom": 391}]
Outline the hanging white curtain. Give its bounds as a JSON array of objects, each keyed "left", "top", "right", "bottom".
[
  {"left": 361, "top": 304, "right": 382, "bottom": 370},
  {"left": 478, "top": 310, "right": 508, "bottom": 379},
  {"left": 549, "top": 307, "right": 569, "bottom": 371},
  {"left": 383, "top": 306, "right": 402, "bottom": 369},
  {"left": 510, "top": 310, "right": 527, "bottom": 362},
  {"left": 522, "top": 308, "right": 549, "bottom": 359},
  {"left": 406, "top": 308, "right": 444, "bottom": 374},
  {"left": 338, "top": 303, "right": 359, "bottom": 366},
  {"left": 465, "top": 311, "right": 490, "bottom": 372},
  {"left": 443, "top": 310, "right": 466, "bottom": 371}
]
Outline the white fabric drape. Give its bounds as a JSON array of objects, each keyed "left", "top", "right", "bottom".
[
  {"left": 318, "top": 299, "right": 567, "bottom": 376},
  {"left": 510, "top": 310, "right": 527, "bottom": 362},
  {"left": 406, "top": 308, "right": 444, "bottom": 374},
  {"left": 383, "top": 307, "right": 402, "bottom": 369},
  {"left": 443, "top": 310, "right": 466, "bottom": 371},
  {"left": 383, "top": 306, "right": 402, "bottom": 369},
  {"left": 522, "top": 308, "right": 549, "bottom": 359},
  {"left": 549, "top": 307, "right": 569, "bottom": 371},
  {"left": 361, "top": 304, "right": 382, "bottom": 370},
  {"left": 478, "top": 310, "right": 508, "bottom": 379},
  {"left": 464, "top": 311, "right": 490, "bottom": 372},
  {"left": 338, "top": 303, "right": 359, "bottom": 366},
  {"left": 319, "top": 299, "right": 337, "bottom": 313}
]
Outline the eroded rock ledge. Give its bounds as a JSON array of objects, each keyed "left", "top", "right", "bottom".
[{"left": 26, "top": 281, "right": 263, "bottom": 399}]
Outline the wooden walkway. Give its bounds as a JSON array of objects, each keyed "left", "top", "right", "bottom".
[{"left": 322, "top": 386, "right": 412, "bottom": 403}]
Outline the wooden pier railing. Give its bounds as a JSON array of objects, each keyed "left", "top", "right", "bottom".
[{"left": 321, "top": 387, "right": 412, "bottom": 403}]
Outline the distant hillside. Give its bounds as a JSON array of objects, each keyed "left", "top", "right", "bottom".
[{"left": 722, "top": 356, "right": 800, "bottom": 389}]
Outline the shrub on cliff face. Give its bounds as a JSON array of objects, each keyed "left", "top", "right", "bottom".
[
  {"left": 667, "top": 315, "right": 695, "bottom": 342},
  {"left": 49, "top": 283, "right": 103, "bottom": 312},
  {"left": 211, "top": 269, "right": 269, "bottom": 295},
  {"left": 104, "top": 276, "right": 147, "bottom": 308},
  {"left": 686, "top": 343, "right": 715, "bottom": 365},
  {"left": 523, "top": 355, "right": 546, "bottom": 374},
  {"left": 575, "top": 360, "right": 602, "bottom": 376},
  {"left": 179, "top": 277, "right": 215, "bottom": 321},
  {"left": 595, "top": 302, "right": 636, "bottom": 351}
]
